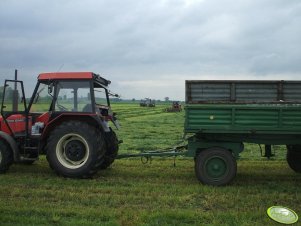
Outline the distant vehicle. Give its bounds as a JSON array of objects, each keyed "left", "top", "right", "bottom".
[
  {"left": 140, "top": 98, "right": 155, "bottom": 107},
  {"left": 165, "top": 101, "right": 182, "bottom": 112}
]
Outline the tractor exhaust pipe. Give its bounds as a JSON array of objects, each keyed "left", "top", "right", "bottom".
[{"left": 12, "top": 69, "right": 18, "bottom": 112}]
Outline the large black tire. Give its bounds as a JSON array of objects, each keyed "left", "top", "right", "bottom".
[
  {"left": 286, "top": 145, "right": 301, "bottom": 173},
  {"left": 46, "top": 121, "right": 105, "bottom": 178},
  {"left": 0, "top": 140, "right": 13, "bottom": 173},
  {"left": 195, "top": 148, "right": 237, "bottom": 186},
  {"left": 98, "top": 129, "right": 119, "bottom": 170}
]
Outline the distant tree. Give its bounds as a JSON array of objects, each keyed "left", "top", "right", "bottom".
[
  {"left": 3, "top": 87, "right": 14, "bottom": 100},
  {"left": 165, "top": 97, "right": 169, "bottom": 102},
  {"left": 132, "top": 98, "right": 136, "bottom": 102},
  {"left": 0, "top": 86, "right": 3, "bottom": 100}
]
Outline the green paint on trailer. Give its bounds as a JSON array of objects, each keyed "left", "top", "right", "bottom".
[
  {"left": 187, "top": 136, "right": 244, "bottom": 159},
  {"left": 185, "top": 104, "right": 301, "bottom": 133},
  {"left": 185, "top": 104, "right": 301, "bottom": 145}
]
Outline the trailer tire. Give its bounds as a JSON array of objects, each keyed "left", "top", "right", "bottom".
[
  {"left": 286, "top": 145, "right": 301, "bottom": 173},
  {"left": 46, "top": 121, "right": 105, "bottom": 178},
  {"left": 195, "top": 148, "right": 237, "bottom": 186},
  {"left": 98, "top": 129, "right": 119, "bottom": 170},
  {"left": 0, "top": 140, "right": 13, "bottom": 173}
]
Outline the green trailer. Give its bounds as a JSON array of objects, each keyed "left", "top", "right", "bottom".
[{"left": 185, "top": 80, "right": 301, "bottom": 185}]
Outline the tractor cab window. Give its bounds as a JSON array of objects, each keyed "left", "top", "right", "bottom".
[
  {"left": 1, "top": 80, "right": 26, "bottom": 114},
  {"left": 55, "top": 81, "right": 92, "bottom": 112},
  {"left": 30, "top": 83, "right": 52, "bottom": 113},
  {"left": 94, "top": 87, "right": 109, "bottom": 107}
]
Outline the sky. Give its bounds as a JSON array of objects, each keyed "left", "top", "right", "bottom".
[{"left": 0, "top": 0, "right": 301, "bottom": 100}]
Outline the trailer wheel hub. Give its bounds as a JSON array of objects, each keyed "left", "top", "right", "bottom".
[{"left": 205, "top": 157, "right": 228, "bottom": 179}]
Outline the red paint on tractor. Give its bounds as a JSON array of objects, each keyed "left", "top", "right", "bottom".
[
  {"left": 38, "top": 72, "right": 93, "bottom": 80},
  {"left": 0, "top": 114, "right": 32, "bottom": 135}
]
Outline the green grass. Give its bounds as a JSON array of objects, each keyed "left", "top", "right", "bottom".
[{"left": 0, "top": 103, "right": 300, "bottom": 226}]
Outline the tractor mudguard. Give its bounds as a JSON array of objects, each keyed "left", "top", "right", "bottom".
[
  {"left": 0, "top": 131, "right": 20, "bottom": 162},
  {"left": 41, "top": 114, "right": 111, "bottom": 144},
  {"left": 100, "top": 120, "right": 111, "bottom": 132}
]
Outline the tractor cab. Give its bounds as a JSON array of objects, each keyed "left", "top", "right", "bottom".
[
  {"left": 1, "top": 72, "right": 115, "bottom": 136},
  {"left": 35, "top": 72, "right": 111, "bottom": 113},
  {"left": 28, "top": 72, "right": 114, "bottom": 130}
]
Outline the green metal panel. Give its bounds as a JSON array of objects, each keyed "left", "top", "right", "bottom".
[
  {"left": 185, "top": 104, "right": 301, "bottom": 135},
  {"left": 186, "top": 80, "right": 301, "bottom": 103},
  {"left": 187, "top": 136, "right": 244, "bottom": 158},
  {"left": 282, "top": 109, "right": 301, "bottom": 127}
]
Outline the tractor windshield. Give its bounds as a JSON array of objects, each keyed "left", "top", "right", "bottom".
[
  {"left": 55, "top": 81, "right": 93, "bottom": 112},
  {"left": 30, "top": 83, "right": 52, "bottom": 113}
]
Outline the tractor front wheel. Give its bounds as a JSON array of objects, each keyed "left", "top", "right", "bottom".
[
  {"left": 0, "top": 140, "right": 13, "bottom": 173},
  {"left": 46, "top": 121, "right": 105, "bottom": 178},
  {"left": 195, "top": 148, "right": 237, "bottom": 186},
  {"left": 286, "top": 145, "right": 301, "bottom": 173}
]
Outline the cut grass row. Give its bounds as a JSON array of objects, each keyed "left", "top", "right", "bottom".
[
  {"left": 1, "top": 158, "right": 300, "bottom": 226},
  {"left": 114, "top": 103, "right": 185, "bottom": 153}
]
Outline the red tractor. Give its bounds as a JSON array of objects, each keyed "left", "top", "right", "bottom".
[
  {"left": 165, "top": 101, "right": 182, "bottom": 112},
  {"left": 0, "top": 72, "right": 120, "bottom": 178}
]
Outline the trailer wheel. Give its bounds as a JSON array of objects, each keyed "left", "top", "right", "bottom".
[
  {"left": 195, "top": 148, "right": 237, "bottom": 186},
  {"left": 46, "top": 121, "right": 105, "bottom": 178},
  {"left": 286, "top": 145, "right": 301, "bottom": 173},
  {"left": 98, "top": 129, "right": 119, "bottom": 170},
  {"left": 0, "top": 140, "right": 13, "bottom": 173}
]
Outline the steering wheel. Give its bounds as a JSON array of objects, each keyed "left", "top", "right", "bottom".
[{"left": 57, "top": 103, "right": 68, "bottom": 111}]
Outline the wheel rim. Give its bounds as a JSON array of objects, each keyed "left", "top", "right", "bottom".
[
  {"left": 56, "top": 133, "right": 89, "bottom": 169},
  {"left": 204, "top": 156, "right": 228, "bottom": 180}
]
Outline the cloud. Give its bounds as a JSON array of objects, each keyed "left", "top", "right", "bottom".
[{"left": 0, "top": 0, "right": 301, "bottom": 100}]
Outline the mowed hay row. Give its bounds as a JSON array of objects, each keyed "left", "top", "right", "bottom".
[
  {"left": 1, "top": 156, "right": 300, "bottom": 226},
  {"left": 111, "top": 103, "right": 174, "bottom": 119},
  {"left": 113, "top": 103, "right": 185, "bottom": 153}
]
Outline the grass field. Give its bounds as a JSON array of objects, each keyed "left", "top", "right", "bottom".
[{"left": 0, "top": 103, "right": 300, "bottom": 226}]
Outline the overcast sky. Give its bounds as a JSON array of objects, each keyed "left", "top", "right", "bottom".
[{"left": 0, "top": 0, "right": 301, "bottom": 100}]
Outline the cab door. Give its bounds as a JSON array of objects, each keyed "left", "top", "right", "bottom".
[{"left": 1, "top": 80, "right": 28, "bottom": 136}]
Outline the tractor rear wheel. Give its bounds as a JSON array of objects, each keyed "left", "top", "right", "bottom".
[
  {"left": 46, "top": 121, "right": 105, "bottom": 178},
  {"left": 286, "top": 145, "right": 301, "bottom": 173},
  {"left": 98, "top": 129, "right": 119, "bottom": 169},
  {"left": 0, "top": 140, "right": 13, "bottom": 173},
  {"left": 195, "top": 148, "right": 237, "bottom": 186}
]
